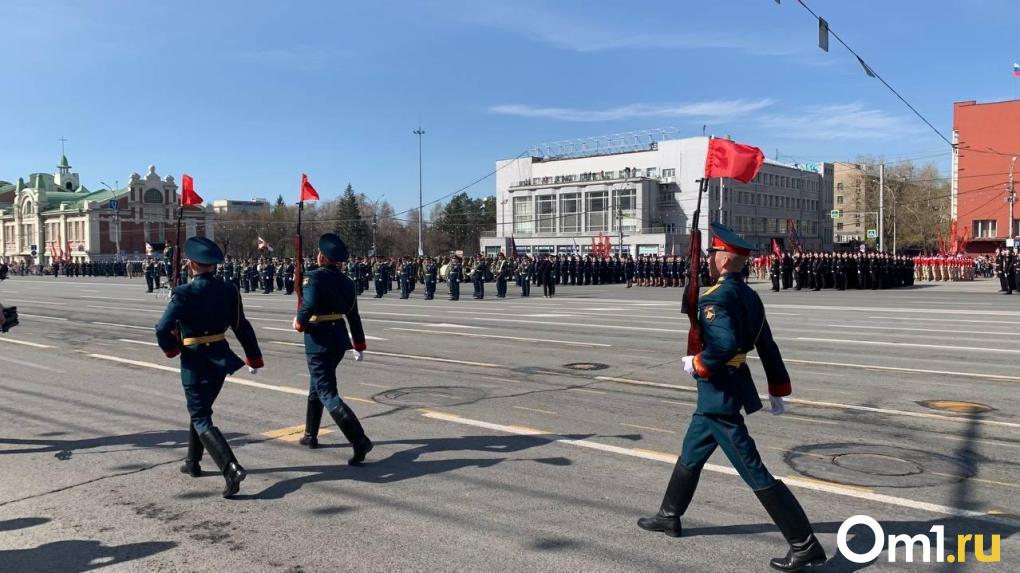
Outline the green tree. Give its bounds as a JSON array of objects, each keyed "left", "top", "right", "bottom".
[{"left": 334, "top": 183, "right": 371, "bottom": 256}]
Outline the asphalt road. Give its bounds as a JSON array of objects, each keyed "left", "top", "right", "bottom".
[{"left": 0, "top": 275, "right": 1018, "bottom": 572}]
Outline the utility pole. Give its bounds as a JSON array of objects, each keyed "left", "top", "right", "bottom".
[
  {"left": 616, "top": 203, "right": 624, "bottom": 257},
  {"left": 878, "top": 163, "right": 885, "bottom": 252},
  {"left": 371, "top": 214, "right": 378, "bottom": 257},
  {"left": 413, "top": 125, "right": 425, "bottom": 256},
  {"left": 1008, "top": 156, "right": 1017, "bottom": 242}
]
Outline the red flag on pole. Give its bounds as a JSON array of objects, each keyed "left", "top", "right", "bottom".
[
  {"left": 300, "top": 174, "right": 319, "bottom": 202},
  {"left": 704, "top": 138, "right": 765, "bottom": 183},
  {"left": 772, "top": 238, "right": 782, "bottom": 257},
  {"left": 180, "top": 174, "right": 204, "bottom": 206}
]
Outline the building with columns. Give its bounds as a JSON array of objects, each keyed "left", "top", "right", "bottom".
[
  {"left": 0, "top": 156, "right": 213, "bottom": 265},
  {"left": 480, "top": 133, "right": 833, "bottom": 257}
]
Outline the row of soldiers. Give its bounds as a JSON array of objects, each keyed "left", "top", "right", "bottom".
[
  {"left": 758, "top": 251, "right": 917, "bottom": 291},
  {"left": 995, "top": 246, "right": 1018, "bottom": 294},
  {"left": 48, "top": 260, "right": 129, "bottom": 278}
]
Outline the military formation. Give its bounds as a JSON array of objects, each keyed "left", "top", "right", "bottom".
[
  {"left": 754, "top": 251, "right": 918, "bottom": 292},
  {"left": 994, "top": 246, "right": 1018, "bottom": 295}
]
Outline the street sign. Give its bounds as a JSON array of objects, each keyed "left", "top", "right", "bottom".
[
  {"left": 866, "top": 229, "right": 878, "bottom": 239},
  {"left": 30, "top": 244, "right": 37, "bottom": 257},
  {"left": 830, "top": 209, "right": 840, "bottom": 219},
  {"left": 859, "top": 244, "right": 866, "bottom": 253},
  {"left": 109, "top": 199, "right": 119, "bottom": 210}
]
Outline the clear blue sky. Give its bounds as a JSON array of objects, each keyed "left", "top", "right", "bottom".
[{"left": 1, "top": 0, "right": 1013, "bottom": 213}]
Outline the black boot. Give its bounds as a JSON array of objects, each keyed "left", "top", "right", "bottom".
[
  {"left": 637, "top": 462, "right": 700, "bottom": 537},
  {"left": 329, "top": 404, "right": 373, "bottom": 465},
  {"left": 299, "top": 398, "right": 324, "bottom": 449},
  {"left": 754, "top": 481, "right": 826, "bottom": 572},
  {"left": 198, "top": 427, "right": 246, "bottom": 498},
  {"left": 180, "top": 423, "right": 204, "bottom": 477}
]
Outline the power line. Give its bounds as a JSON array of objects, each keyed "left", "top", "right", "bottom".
[{"left": 784, "top": 0, "right": 952, "bottom": 147}]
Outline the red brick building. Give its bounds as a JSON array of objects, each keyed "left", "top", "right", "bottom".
[{"left": 953, "top": 99, "right": 1020, "bottom": 252}]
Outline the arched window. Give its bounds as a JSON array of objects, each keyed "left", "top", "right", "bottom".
[
  {"left": 22, "top": 201, "right": 34, "bottom": 216},
  {"left": 144, "top": 188, "right": 163, "bottom": 203},
  {"left": 65, "top": 181, "right": 74, "bottom": 190}
]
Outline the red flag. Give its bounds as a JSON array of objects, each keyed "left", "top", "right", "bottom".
[
  {"left": 180, "top": 174, "right": 204, "bottom": 206},
  {"left": 772, "top": 238, "right": 782, "bottom": 257},
  {"left": 300, "top": 174, "right": 319, "bottom": 202},
  {"left": 704, "top": 138, "right": 765, "bottom": 183}
]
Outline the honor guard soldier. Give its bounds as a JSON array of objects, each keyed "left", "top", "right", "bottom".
[
  {"left": 399, "top": 257, "right": 414, "bottom": 299},
  {"left": 769, "top": 254, "right": 781, "bottom": 292},
  {"left": 372, "top": 257, "right": 387, "bottom": 298},
  {"left": 447, "top": 256, "right": 463, "bottom": 300},
  {"left": 637, "top": 223, "right": 825, "bottom": 572},
  {"left": 493, "top": 252, "right": 509, "bottom": 298},
  {"left": 284, "top": 258, "right": 296, "bottom": 295},
  {"left": 470, "top": 255, "right": 486, "bottom": 299},
  {"left": 294, "top": 234, "right": 373, "bottom": 465},
  {"left": 422, "top": 256, "right": 438, "bottom": 300},
  {"left": 154, "top": 237, "right": 264, "bottom": 498},
  {"left": 517, "top": 256, "right": 533, "bottom": 297}
]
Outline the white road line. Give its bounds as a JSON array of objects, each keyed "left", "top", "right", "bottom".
[
  {"left": 0, "top": 355, "right": 65, "bottom": 373},
  {"left": 419, "top": 409, "right": 1019, "bottom": 528},
  {"left": 80, "top": 295, "right": 137, "bottom": 301},
  {"left": 595, "top": 375, "right": 1020, "bottom": 429},
  {"left": 88, "top": 304, "right": 162, "bottom": 314},
  {"left": 371, "top": 351, "right": 501, "bottom": 368},
  {"left": 5, "top": 299, "right": 69, "bottom": 306},
  {"left": 462, "top": 316, "right": 682, "bottom": 333},
  {"left": 261, "top": 326, "right": 386, "bottom": 340},
  {"left": 92, "top": 321, "right": 152, "bottom": 331},
  {"left": 828, "top": 324, "right": 1020, "bottom": 336},
  {"left": 867, "top": 316, "right": 1020, "bottom": 326},
  {"left": 0, "top": 338, "right": 55, "bottom": 349},
  {"left": 19, "top": 313, "right": 69, "bottom": 321},
  {"left": 747, "top": 355, "right": 1020, "bottom": 384},
  {"left": 771, "top": 303, "right": 1020, "bottom": 317},
  {"left": 362, "top": 311, "right": 434, "bottom": 318},
  {"left": 87, "top": 353, "right": 309, "bottom": 396},
  {"left": 362, "top": 318, "right": 485, "bottom": 329},
  {"left": 795, "top": 337, "right": 1020, "bottom": 355},
  {"left": 387, "top": 327, "right": 611, "bottom": 347},
  {"left": 118, "top": 339, "right": 158, "bottom": 346}
]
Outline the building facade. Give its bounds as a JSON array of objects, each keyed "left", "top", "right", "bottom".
[
  {"left": 953, "top": 99, "right": 1020, "bottom": 251},
  {"left": 481, "top": 135, "right": 832, "bottom": 257},
  {"left": 831, "top": 162, "right": 872, "bottom": 246},
  {"left": 0, "top": 157, "right": 213, "bottom": 265},
  {"left": 211, "top": 198, "right": 270, "bottom": 215}
]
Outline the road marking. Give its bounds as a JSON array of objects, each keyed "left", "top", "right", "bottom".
[
  {"left": 512, "top": 405, "right": 558, "bottom": 415},
  {"left": 0, "top": 355, "right": 65, "bottom": 373},
  {"left": 371, "top": 351, "right": 501, "bottom": 368},
  {"left": 362, "top": 311, "right": 434, "bottom": 318},
  {"left": 568, "top": 388, "right": 607, "bottom": 395},
  {"left": 18, "top": 313, "right": 69, "bottom": 321},
  {"left": 419, "top": 409, "right": 1019, "bottom": 528},
  {"left": 750, "top": 355, "right": 1020, "bottom": 384},
  {"left": 772, "top": 303, "right": 1020, "bottom": 317},
  {"left": 359, "top": 382, "right": 388, "bottom": 389},
  {"left": 262, "top": 326, "right": 387, "bottom": 340},
  {"left": 795, "top": 337, "right": 1020, "bottom": 355},
  {"left": 867, "top": 316, "right": 1020, "bottom": 326},
  {"left": 88, "top": 304, "right": 161, "bottom": 314},
  {"left": 828, "top": 324, "right": 1020, "bottom": 337},
  {"left": 5, "top": 299, "right": 69, "bottom": 306},
  {"left": 262, "top": 424, "right": 334, "bottom": 442},
  {"left": 462, "top": 316, "right": 682, "bottom": 333},
  {"left": 0, "top": 338, "right": 55, "bottom": 349},
  {"left": 118, "top": 338, "right": 158, "bottom": 346},
  {"left": 92, "top": 321, "right": 152, "bottom": 331},
  {"left": 620, "top": 423, "right": 675, "bottom": 434},
  {"left": 661, "top": 399, "right": 693, "bottom": 407},
  {"left": 387, "top": 327, "right": 611, "bottom": 347},
  {"left": 85, "top": 353, "right": 374, "bottom": 404},
  {"left": 362, "top": 318, "right": 485, "bottom": 329},
  {"left": 80, "top": 295, "right": 135, "bottom": 301},
  {"left": 595, "top": 375, "right": 1020, "bottom": 429},
  {"left": 929, "top": 472, "right": 1020, "bottom": 490}
]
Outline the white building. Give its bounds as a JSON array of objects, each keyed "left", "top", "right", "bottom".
[
  {"left": 211, "top": 198, "right": 270, "bottom": 215},
  {"left": 480, "top": 134, "right": 833, "bottom": 257}
]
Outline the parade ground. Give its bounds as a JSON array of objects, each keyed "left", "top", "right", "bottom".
[{"left": 1, "top": 277, "right": 1018, "bottom": 572}]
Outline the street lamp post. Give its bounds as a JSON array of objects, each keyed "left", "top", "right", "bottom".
[
  {"left": 1009, "top": 156, "right": 1017, "bottom": 242},
  {"left": 100, "top": 180, "right": 121, "bottom": 259},
  {"left": 413, "top": 125, "right": 425, "bottom": 256}
]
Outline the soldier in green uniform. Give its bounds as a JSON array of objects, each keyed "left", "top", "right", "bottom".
[
  {"left": 154, "top": 237, "right": 264, "bottom": 498},
  {"left": 422, "top": 256, "right": 438, "bottom": 300},
  {"left": 447, "top": 256, "right": 463, "bottom": 301},
  {"left": 294, "top": 234, "right": 372, "bottom": 465},
  {"left": 637, "top": 223, "right": 825, "bottom": 572}
]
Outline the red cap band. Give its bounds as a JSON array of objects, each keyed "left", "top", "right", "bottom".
[{"left": 711, "top": 236, "right": 751, "bottom": 256}]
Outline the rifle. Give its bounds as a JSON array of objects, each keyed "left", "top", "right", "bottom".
[{"left": 681, "top": 178, "right": 709, "bottom": 355}]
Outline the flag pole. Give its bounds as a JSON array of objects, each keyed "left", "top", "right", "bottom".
[
  {"left": 172, "top": 205, "right": 183, "bottom": 289},
  {"left": 294, "top": 197, "right": 305, "bottom": 310}
]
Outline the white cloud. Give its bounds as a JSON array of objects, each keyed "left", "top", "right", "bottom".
[
  {"left": 757, "top": 103, "right": 929, "bottom": 140},
  {"left": 489, "top": 99, "right": 775, "bottom": 123}
]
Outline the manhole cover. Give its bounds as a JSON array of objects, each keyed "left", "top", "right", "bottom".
[
  {"left": 563, "top": 362, "right": 609, "bottom": 371},
  {"left": 832, "top": 453, "right": 923, "bottom": 477},
  {"left": 783, "top": 443, "right": 974, "bottom": 489},
  {"left": 917, "top": 400, "right": 994, "bottom": 414},
  {"left": 373, "top": 386, "right": 486, "bottom": 408}
]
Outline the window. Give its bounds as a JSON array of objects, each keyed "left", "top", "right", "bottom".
[
  {"left": 613, "top": 188, "right": 637, "bottom": 231},
  {"left": 513, "top": 196, "right": 534, "bottom": 234},
  {"left": 661, "top": 168, "right": 676, "bottom": 178},
  {"left": 972, "top": 219, "right": 997, "bottom": 238},
  {"left": 836, "top": 196, "right": 844, "bottom": 205},
  {"left": 646, "top": 167, "right": 657, "bottom": 178},
  {"left": 657, "top": 190, "right": 673, "bottom": 206},
  {"left": 837, "top": 223, "right": 844, "bottom": 231},
  {"left": 836, "top": 182, "right": 844, "bottom": 191},
  {"left": 144, "top": 188, "right": 163, "bottom": 203},
  {"left": 586, "top": 191, "right": 609, "bottom": 232},
  {"left": 65, "top": 181, "right": 73, "bottom": 190},
  {"left": 664, "top": 223, "right": 677, "bottom": 233},
  {"left": 560, "top": 193, "right": 581, "bottom": 233},
  {"left": 536, "top": 195, "right": 556, "bottom": 233}
]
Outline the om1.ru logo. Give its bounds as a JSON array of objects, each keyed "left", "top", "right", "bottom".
[{"left": 838, "top": 515, "right": 1001, "bottom": 564}]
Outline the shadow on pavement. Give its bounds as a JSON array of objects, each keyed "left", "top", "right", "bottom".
[
  {"left": 0, "top": 430, "right": 242, "bottom": 461},
  {"left": 0, "top": 516, "right": 50, "bottom": 532},
  {"left": 0, "top": 539, "right": 176, "bottom": 572},
  {"left": 247, "top": 433, "right": 588, "bottom": 500}
]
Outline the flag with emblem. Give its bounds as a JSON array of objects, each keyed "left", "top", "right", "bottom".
[{"left": 256, "top": 236, "right": 274, "bottom": 252}]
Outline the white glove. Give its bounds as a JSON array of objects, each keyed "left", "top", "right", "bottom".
[
  {"left": 681, "top": 355, "right": 695, "bottom": 375},
  {"left": 769, "top": 395, "right": 786, "bottom": 416},
  {"left": 248, "top": 367, "right": 259, "bottom": 375},
  {"left": 353, "top": 350, "right": 364, "bottom": 362}
]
